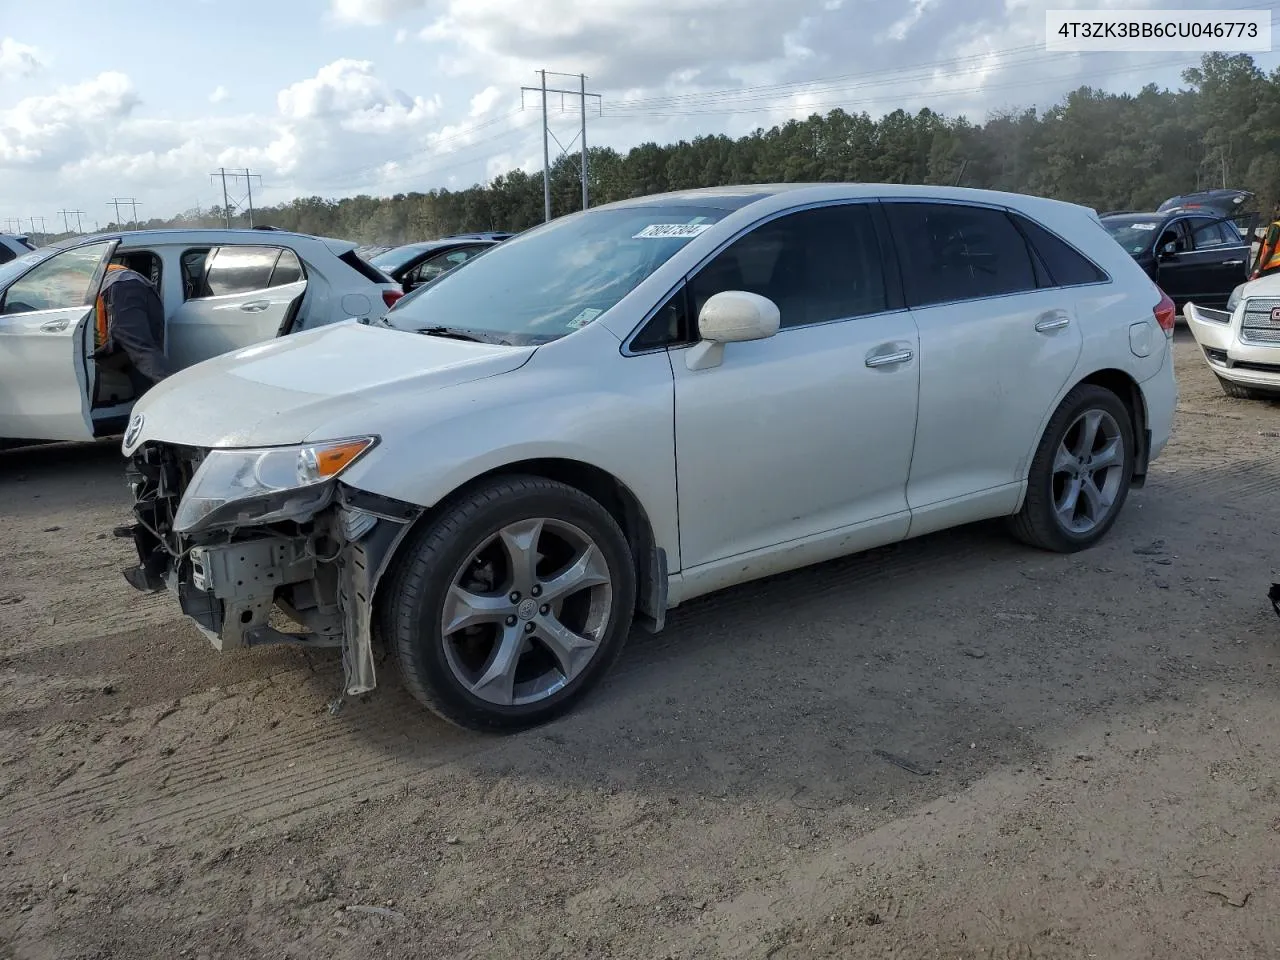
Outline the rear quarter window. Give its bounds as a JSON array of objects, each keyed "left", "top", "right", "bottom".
[{"left": 1012, "top": 214, "right": 1109, "bottom": 287}]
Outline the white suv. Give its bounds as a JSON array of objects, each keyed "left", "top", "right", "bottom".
[
  {"left": 0, "top": 229, "right": 402, "bottom": 443},
  {"left": 118, "top": 184, "right": 1178, "bottom": 731}
]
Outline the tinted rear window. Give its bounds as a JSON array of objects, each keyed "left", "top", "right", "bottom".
[
  {"left": 1013, "top": 214, "right": 1108, "bottom": 287},
  {"left": 884, "top": 202, "right": 1037, "bottom": 307}
]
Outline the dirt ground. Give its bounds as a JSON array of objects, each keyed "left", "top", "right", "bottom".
[{"left": 2, "top": 330, "right": 1280, "bottom": 960}]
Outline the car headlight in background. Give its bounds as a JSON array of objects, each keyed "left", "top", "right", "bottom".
[
  {"left": 173, "top": 437, "right": 377, "bottom": 533},
  {"left": 1227, "top": 284, "right": 1244, "bottom": 313}
]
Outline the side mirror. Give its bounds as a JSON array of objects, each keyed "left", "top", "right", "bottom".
[
  {"left": 1159, "top": 242, "right": 1178, "bottom": 259},
  {"left": 686, "top": 291, "right": 780, "bottom": 370}
]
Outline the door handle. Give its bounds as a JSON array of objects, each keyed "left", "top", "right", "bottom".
[
  {"left": 1035, "top": 311, "right": 1071, "bottom": 333},
  {"left": 39, "top": 318, "right": 70, "bottom": 333},
  {"left": 865, "top": 349, "right": 913, "bottom": 368},
  {"left": 1222, "top": 260, "right": 1244, "bottom": 266},
  {"left": 240, "top": 300, "right": 270, "bottom": 313}
]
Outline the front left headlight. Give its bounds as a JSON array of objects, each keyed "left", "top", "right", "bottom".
[
  {"left": 173, "top": 437, "right": 377, "bottom": 533},
  {"left": 1227, "top": 284, "right": 1244, "bottom": 313}
]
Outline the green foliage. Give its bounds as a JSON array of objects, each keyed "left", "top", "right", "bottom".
[{"left": 45, "top": 53, "right": 1280, "bottom": 247}]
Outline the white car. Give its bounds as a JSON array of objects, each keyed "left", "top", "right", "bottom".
[
  {"left": 0, "top": 229, "right": 402, "bottom": 444},
  {"left": 1185, "top": 278, "right": 1280, "bottom": 398},
  {"left": 118, "top": 184, "right": 1178, "bottom": 731}
]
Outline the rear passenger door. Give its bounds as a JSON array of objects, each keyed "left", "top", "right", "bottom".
[
  {"left": 881, "top": 201, "right": 1085, "bottom": 528},
  {"left": 165, "top": 244, "right": 307, "bottom": 371}
]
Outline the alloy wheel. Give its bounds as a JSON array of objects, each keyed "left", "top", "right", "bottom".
[{"left": 440, "top": 517, "right": 614, "bottom": 706}]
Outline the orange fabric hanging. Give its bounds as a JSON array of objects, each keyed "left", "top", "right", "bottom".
[{"left": 94, "top": 263, "right": 128, "bottom": 348}]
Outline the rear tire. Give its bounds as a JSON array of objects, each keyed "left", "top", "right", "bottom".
[
  {"left": 381, "top": 475, "right": 636, "bottom": 731},
  {"left": 1008, "top": 385, "right": 1134, "bottom": 553},
  {"left": 1215, "top": 375, "right": 1274, "bottom": 401}
]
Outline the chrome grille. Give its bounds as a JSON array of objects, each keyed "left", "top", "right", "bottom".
[{"left": 1240, "top": 297, "right": 1280, "bottom": 344}]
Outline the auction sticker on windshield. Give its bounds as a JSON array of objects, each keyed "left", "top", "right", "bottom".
[{"left": 633, "top": 223, "right": 713, "bottom": 239}]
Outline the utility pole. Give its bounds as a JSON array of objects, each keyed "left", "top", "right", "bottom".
[
  {"left": 211, "top": 168, "right": 232, "bottom": 227},
  {"left": 540, "top": 71, "right": 550, "bottom": 222},
  {"left": 521, "top": 70, "right": 601, "bottom": 222},
  {"left": 241, "top": 168, "right": 261, "bottom": 227},
  {"left": 209, "top": 168, "right": 262, "bottom": 227},
  {"left": 108, "top": 199, "right": 139, "bottom": 229},
  {"left": 580, "top": 73, "right": 589, "bottom": 211},
  {"left": 29, "top": 216, "right": 46, "bottom": 235},
  {"left": 108, "top": 198, "right": 139, "bottom": 229},
  {"left": 58, "top": 209, "right": 86, "bottom": 233}
]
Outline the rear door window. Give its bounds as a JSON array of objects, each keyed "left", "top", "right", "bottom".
[
  {"left": 269, "top": 248, "right": 304, "bottom": 287},
  {"left": 200, "top": 245, "right": 280, "bottom": 297},
  {"left": 884, "top": 202, "right": 1037, "bottom": 307}
]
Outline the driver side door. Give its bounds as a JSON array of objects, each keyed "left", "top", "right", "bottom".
[
  {"left": 668, "top": 202, "right": 920, "bottom": 583},
  {"left": 0, "top": 240, "right": 116, "bottom": 441}
]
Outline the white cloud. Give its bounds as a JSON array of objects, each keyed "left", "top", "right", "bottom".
[
  {"left": 209, "top": 85, "right": 230, "bottom": 103},
  {"left": 0, "top": 72, "right": 138, "bottom": 166},
  {"left": 276, "top": 59, "right": 440, "bottom": 130},
  {"left": 469, "top": 85, "right": 502, "bottom": 118},
  {"left": 0, "top": 38, "right": 44, "bottom": 79},
  {"left": 394, "top": 28, "right": 409, "bottom": 44}
]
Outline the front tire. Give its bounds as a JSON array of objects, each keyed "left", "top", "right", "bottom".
[
  {"left": 382, "top": 475, "right": 636, "bottom": 731},
  {"left": 1009, "top": 385, "right": 1134, "bottom": 553}
]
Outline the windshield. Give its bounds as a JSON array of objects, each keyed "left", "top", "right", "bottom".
[
  {"left": 383, "top": 205, "right": 730, "bottom": 344},
  {"left": 1101, "top": 216, "right": 1162, "bottom": 255}
]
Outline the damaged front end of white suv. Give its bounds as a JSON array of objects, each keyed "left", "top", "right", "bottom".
[{"left": 119, "top": 433, "right": 422, "bottom": 701}]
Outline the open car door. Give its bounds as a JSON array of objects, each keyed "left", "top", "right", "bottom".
[
  {"left": 0, "top": 240, "right": 117, "bottom": 442},
  {"left": 166, "top": 245, "right": 308, "bottom": 371}
]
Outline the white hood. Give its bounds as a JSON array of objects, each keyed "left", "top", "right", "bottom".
[
  {"left": 129, "top": 322, "right": 534, "bottom": 450},
  {"left": 1242, "top": 273, "right": 1280, "bottom": 299}
]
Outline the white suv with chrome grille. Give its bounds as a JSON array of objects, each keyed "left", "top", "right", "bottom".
[{"left": 1187, "top": 277, "right": 1280, "bottom": 399}]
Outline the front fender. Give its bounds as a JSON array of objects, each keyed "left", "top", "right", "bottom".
[{"left": 329, "top": 347, "right": 680, "bottom": 568}]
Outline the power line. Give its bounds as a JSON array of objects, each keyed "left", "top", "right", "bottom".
[{"left": 521, "top": 70, "right": 601, "bottom": 221}]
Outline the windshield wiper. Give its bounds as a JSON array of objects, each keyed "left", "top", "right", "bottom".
[{"left": 415, "top": 325, "right": 485, "bottom": 343}]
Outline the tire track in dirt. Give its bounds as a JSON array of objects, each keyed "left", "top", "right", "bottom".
[{"left": 0, "top": 516, "right": 1066, "bottom": 851}]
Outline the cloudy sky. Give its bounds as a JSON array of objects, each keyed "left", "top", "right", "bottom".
[{"left": 1, "top": 0, "right": 1277, "bottom": 231}]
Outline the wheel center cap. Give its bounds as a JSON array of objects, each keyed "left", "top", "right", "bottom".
[{"left": 517, "top": 598, "right": 538, "bottom": 620}]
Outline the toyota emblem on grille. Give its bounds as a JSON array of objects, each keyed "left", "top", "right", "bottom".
[
  {"left": 123, "top": 413, "right": 145, "bottom": 450},
  {"left": 1271, "top": 306, "right": 1280, "bottom": 322}
]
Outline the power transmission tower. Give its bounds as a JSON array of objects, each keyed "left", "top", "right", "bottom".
[
  {"left": 58, "top": 208, "right": 86, "bottom": 233},
  {"left": 209, "top": 168, "right": 263, "bottom": 227},
  {"left": 29, "top": 216, "right": 47, "bottom": 235},
  {"left": 521, "top": 70, "right": 601, "bottom": 222},
  {"left": 108, "top": 198, "right": 140, "bottom": 230},
  {"left": 1, "top": 217, "right": 19, "bottom": 233}
]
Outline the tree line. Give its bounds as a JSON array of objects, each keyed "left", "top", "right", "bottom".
[{"left": 51, "top": 53, "right": 1280, "bottom": 246}]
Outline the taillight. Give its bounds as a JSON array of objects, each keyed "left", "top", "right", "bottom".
[
  {"left": 382, "top": 289, "right": 403, "bottom": 310},
  {"left": 1153, "top": 288, "right": 1176, "bottom": 336}
]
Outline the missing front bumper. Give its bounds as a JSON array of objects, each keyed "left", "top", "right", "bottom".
[{"left": 120, "top": 465, "right": 421, "bottom": 698}]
